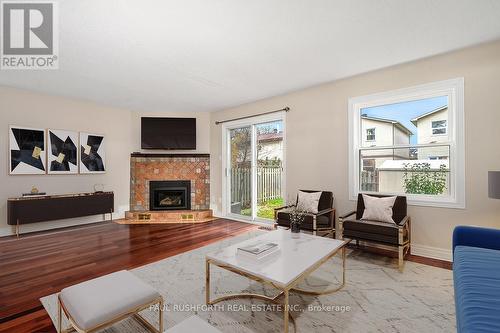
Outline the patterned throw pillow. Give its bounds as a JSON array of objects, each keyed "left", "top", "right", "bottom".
[
  {"left": 361, "top": 194, "right": 397, "bottom": 224},
  {"left": 296, "top": 191, "right": 322, "bottom": 214}
]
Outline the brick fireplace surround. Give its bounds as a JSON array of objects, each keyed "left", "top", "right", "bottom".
[{"left": 130, "top": 153, "right": 210, "bottom": 212}]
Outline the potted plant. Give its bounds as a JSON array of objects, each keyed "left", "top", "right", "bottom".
[{"left": 288, "top": 207, "right": 305, "bottom": 233}]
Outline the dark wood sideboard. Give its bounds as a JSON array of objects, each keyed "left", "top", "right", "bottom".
[{"left": 7, "top": 192, "right": 114, "bottom": 237}]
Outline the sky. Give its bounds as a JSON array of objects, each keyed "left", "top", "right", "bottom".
[
  {"left": 361, "top": 95, "right": 448, "bottom": 144},
  {"left": 257, "top": 120, "right": 282, "bottom": 133}
]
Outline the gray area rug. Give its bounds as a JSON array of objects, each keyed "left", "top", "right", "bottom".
[{"left": 41, "top": 230, "right": 455, "bottom": 332}]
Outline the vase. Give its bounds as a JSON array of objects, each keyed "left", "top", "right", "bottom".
[{"left": 290, "top": 222, "right": 301, "bottom": 233}]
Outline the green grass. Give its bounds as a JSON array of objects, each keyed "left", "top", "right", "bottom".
[{"left": 240, "top": 197, "right": 284, "bottom": 220}]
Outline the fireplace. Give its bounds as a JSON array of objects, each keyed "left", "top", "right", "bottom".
[{"left": 149, "top": 181, "right": 191, "bottom": 211}]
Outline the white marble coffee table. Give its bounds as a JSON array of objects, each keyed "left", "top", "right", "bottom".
[{"left": 205, "top": 230, "right": 349, "bottom": 333}]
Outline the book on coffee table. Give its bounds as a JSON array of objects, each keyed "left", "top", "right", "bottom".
[{"left": 237, "top": 241, "right": 279, "bottom": 260}]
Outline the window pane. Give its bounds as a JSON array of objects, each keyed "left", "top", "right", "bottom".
[
  {"left": 432, "top": 120, "right": 447, "bottom": 128},
  {"left": 366, "top": 128, "right": 375, "bottom": 141},
  {"left": 360, "top": 96, "right": 449, "bottom": 147},
  {"left": 432, "top": 128, "right": 447, "bottom": 135},
  {"left": 256, "top": 121, "right": 284, "bottom": 220},
  {"left": 230, "top": 127, "right": 252, "bottom": 217},
  {"left": 360, "top": 145, "right": 450, "bottom": 196}
]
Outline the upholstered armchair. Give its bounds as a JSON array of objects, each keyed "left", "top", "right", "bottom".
[
  {"left": 339, "top": 193, "right": 411, "bottom": 271},
  {"left": 274, "top": 190, "right": 335, "bottom": 237}
]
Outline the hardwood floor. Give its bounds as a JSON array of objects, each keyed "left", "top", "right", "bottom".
[
  {"left": 0, "top": 219, "right": 257, "bottom": 333},
  {"left": 0, "top": 220, "right": 452, "bottom": 333}
]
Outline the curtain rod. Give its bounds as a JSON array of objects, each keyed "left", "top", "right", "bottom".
[{"left": 215, "top": 107, "right": 290, "bottom": 125}]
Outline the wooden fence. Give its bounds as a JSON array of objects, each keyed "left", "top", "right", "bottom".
[
  {"left": 231, "top": 167, "right": 282, "bottom": 206},
  {"left": 360, "top": 170, "right": 379, "bottom": 192}
]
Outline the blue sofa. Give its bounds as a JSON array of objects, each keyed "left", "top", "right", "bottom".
[{"left": 453, "top": 226, "right": 500, "bottom": 333}]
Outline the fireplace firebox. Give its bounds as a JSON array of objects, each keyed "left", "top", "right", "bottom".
[{"left": 149, "top": 181, "right": 191, "bottom": 211}]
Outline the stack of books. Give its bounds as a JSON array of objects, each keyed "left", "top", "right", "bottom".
[{"left": 237, "top": 241, "right": 279, "bottom": 261}]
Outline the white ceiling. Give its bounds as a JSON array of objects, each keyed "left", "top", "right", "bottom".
[{"left": 2, "top": 0, "right": 500, "bottom": 113}]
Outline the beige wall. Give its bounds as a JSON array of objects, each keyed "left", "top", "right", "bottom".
[
  {"left": 131, "top": 111, "right": 210, "bottom": 153},
  {"left": 0, "top": 87, "right": 133, "bottom": 236},
  {"left": 210, "top": 40, "right": 500, "bottom": 260},
  {"left": 0, "top": 89, "right": 212, "bottom": 236}
]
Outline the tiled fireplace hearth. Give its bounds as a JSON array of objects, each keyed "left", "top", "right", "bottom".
[{"left": 130, "top": 153, "right": 210, "bottom": 212}]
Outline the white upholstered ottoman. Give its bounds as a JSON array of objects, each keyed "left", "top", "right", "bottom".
[{"left": 58, "top": 270, "right": 163, "bottom": 333}]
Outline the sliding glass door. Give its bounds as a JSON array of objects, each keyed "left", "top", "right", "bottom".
[
  {"left": 255, "top": 122, "right": 284, "bottom": 220},
  {"left": 224, "top": 114, "right": 285, "bottom": 223},
  {"left": 229, "top": 126, "right": 253, "bottom": 217}
]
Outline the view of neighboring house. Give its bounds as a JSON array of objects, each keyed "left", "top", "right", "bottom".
[
  {"left": 411, "top": 105, "right": 449, "bottom": 160},
  {"left": 360, "top": 115, "right": 413, "bottom": 190},
  {"left": 257, "top": 130, "right": 283, "bottom": 162},
  {"left": 361, "top": 115, "right": 413, "bottom": 167},
  {"left": 371, "top": 105, "right": 450, "bottom": 194}
]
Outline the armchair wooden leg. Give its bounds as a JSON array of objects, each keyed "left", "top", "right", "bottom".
[
  {"left": 313, "top": 216, "right": 317, "bottom": 236},
  {"left": 398, "top": 246, "right": 404, "bottom": 272}
]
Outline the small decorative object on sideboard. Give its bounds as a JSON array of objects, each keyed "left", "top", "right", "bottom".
[
  {"left": 94, "top": 183, "right": 105, "bottom": 193},
  {"left": 22, "top": 186, "right": 47, "bottom": 197},
  {"left": 288, "top": 207, "right": 306, "bottom": 234}
]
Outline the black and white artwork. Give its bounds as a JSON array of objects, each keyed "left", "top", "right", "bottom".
[
  {"left": 79, "top": 132, "right": 106, "bottom": 174},
  {"left": 9, "top": 126, "right": 46, "bottom": 175},
  {"left": 48, "top": 129, "right": 78, "bottom": 174}
]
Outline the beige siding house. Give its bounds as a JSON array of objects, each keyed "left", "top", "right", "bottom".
[
  {"left": 361, "top": 116, "right": 412, "bottom": 168},
  {"left": 376, "top": 106, "right": 450, "bottom": 194},
  {"left": 257, "top": 131, "right": 283, "bottom": 161},
  {"left": 411, "top": 106, "right": 449, "bottom": 160}
]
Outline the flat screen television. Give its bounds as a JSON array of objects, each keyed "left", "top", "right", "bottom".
[{"left": 141, "top": 117, "right": 196, "bottom": 150}]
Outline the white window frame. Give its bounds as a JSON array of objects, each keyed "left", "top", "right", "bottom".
[
  {"left": 431, "top": 120, "right": 448, "bottom": 136},
  {"left": 366, "top": 128, "right": 376, "bottom": 141},
  {"left": 348, "top": 78, "right": 465, "bottom": 209}
]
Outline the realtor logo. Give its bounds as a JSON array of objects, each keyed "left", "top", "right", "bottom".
[{"left": 1, "top": 1, "right": 58, "bottom": 69}]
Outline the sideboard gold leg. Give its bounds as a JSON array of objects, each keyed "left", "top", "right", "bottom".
[{"left": 16, "top": 219, "right": 20, "bottom": 238}]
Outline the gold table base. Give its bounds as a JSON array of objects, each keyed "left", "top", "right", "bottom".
[{"left": 206, "top": 245, "right": 346, "bottom": 333}]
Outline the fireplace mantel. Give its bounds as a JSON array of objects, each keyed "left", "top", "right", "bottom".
[{"left": 131, "top": 152, "right": 210, "bottom": 158}]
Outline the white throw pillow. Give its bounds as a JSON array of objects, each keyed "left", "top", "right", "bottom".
[
  {"left": 361, "top": 194, "right": 397, "bottom": 224},
  {"left": 296, "top": 191, "right": 322, "bottom": 213}
]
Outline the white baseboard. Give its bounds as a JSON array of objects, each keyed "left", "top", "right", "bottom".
[
  {"left": 411, "top": 244, "right": 452, "bottom": 262},
  {"left": 212, "top": 213, "right": 274, "bottom": 228},
  {"left": 0, "top": 208, "right": 127, "bottom": 237},
  {"left": 212, "top": 210, "right": 223, "bottom": 219}
]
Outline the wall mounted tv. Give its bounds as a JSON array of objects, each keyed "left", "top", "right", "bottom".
[{"left": 141, "top": 117, "right": 196, "bottom": 150}]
